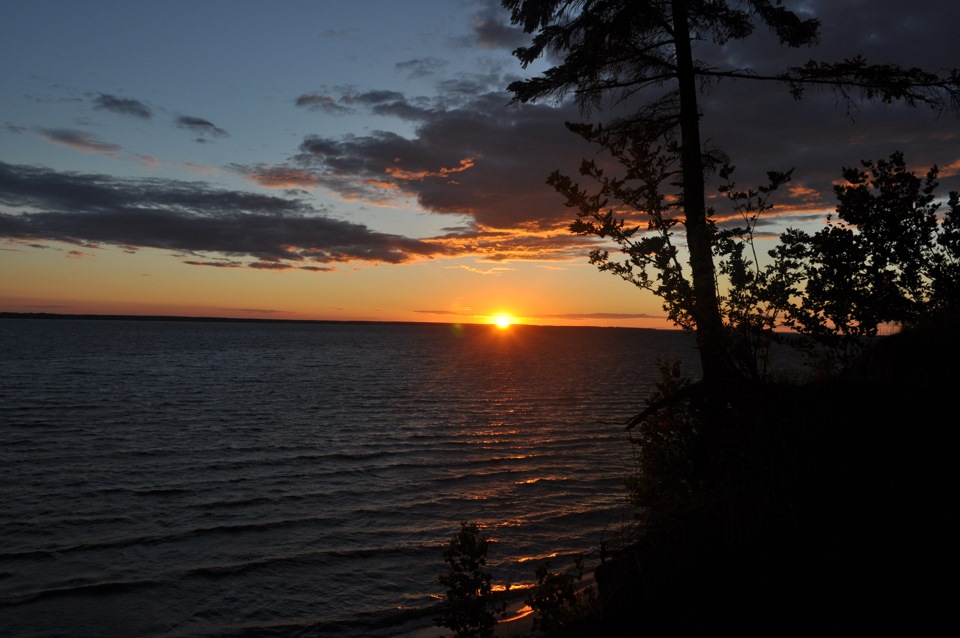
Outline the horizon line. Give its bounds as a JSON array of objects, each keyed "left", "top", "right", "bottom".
[{"left": 0, "top": 311, "right": 674, "bottom": 331}]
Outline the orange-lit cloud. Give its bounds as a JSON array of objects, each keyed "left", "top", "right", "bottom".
[
  {"left": 788, "top": 184, "right": 823, "bottom": 202},
  {"left": 385, "top": 157, "right": 475, "bottom": 181},
  {"left": 447, "top": 264, "right": 515, "bottom": 275},
  {"left": 183, "top": 162, "right": 223, "bottom": 176},
  {"left": 939, "top": 159, "right": 960, "bottom": 177},
  {"left": 137, "top": 156, "right": 163, "bottom": 170},
  {"left": 236, "top": 165, "right": 321, "bottom": 189}
]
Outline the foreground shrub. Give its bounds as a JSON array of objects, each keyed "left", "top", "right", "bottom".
[
  {"left": 527, "top": 555, "right": 600, "bottom": 636},
  {"left": 434, "top": 521, "right": 505, "bottom": 638}
]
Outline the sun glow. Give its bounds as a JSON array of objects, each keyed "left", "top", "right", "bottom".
[{"left": 492, "top": 313, "right": 514, "bottom": 329}]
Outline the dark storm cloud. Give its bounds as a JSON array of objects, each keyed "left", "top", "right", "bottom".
[
  {"left": 92, "top": 93, "right": 153, "bottom": 119},
  {"left": 40, "top": 128, "right": 122, "bottom": 154},
  {"left": 0, "top": 162, "right": 443, "bottom": 266},
  {"left": 175, "top": 115, "right": 228, "bottom": 138}
]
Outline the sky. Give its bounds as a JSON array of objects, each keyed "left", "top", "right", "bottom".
[{"left": 2, "top": 0, "right": 959, "bottom": 329}]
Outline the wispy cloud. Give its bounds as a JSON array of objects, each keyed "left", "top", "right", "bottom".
[
  {"left": 175, "top": 115, "right": 228, "bottom": 140},
  {"left": 40, "top": 128, "right": 122, "bottom": 154},
  {"left": 447, "top": 264, "right": 514, "bottom": 275},
  {"left": 231, "top": 164, "right": 321, "bottom": 189},
  {"left": 537, "top": 312, "right": 665, "bottom": 321},
  {"left": 294, "top": 93, "right": 353, "bottom": 114},
  {"left": 395, "top": 57, "right": 448, "bottom": 79}
]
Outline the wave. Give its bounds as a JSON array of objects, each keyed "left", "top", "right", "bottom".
[
  {"left": 0, "top": 578, "right": 161, "bottom": 607},
  {"left": 10, "top": 514, "right": 342, "bottom": 556}
]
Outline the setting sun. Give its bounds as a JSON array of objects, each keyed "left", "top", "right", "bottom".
[{"left": 492, "top": 313, "right": 514, "bottom": 329}]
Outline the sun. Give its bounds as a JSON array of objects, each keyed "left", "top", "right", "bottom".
[{"left": 492, "top": 313, "right": 514, "bottom": 329}]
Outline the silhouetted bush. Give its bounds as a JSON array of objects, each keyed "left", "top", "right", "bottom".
[
  {"left": 526, "top": 555, "right": 600, "bottom": 636},
  {"left": 434, "top": 521, "right": 505, "bottom": 638}
]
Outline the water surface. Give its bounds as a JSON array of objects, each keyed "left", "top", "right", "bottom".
[{"left": 0, "top": 319, "right": 701, "bottom": 637}]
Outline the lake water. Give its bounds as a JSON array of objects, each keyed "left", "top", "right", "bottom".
[{"left": 0, "top": 318, "right": 702, "bottom": 637}]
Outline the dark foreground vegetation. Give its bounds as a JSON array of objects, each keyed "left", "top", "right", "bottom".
[
  {"left": 436, "top": 314, "right": 957, "bottom": 636},
  {"left": 592, "top": 318, "right": 958, "bottom": 633}
]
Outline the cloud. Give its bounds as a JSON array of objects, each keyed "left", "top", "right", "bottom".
[
  {"left": 182, "top": 162, "right": 222, "bottom": 176},
  {"left": 92, "top": 93, "right": 153, "bottom": 119},
  {"left": 175, "top": 115, "right": 228, "bottom": 139},
  {"left": 429, "top": 227, "right": 597, "bottom": 262},
  {"left": 413, "top": 309, "right": 467, "bottom": 316},
  {"left": 249, "top": 261, "right": 296, "bottom": 270},
  {"left": 396, "top": 57, "right": 448, "bottom": 79},
  {"left": 288, "top": 78, "right": 960, "bottom": 244},
  {"left": 280, "top": 64, "right": 954, "bottom": 267},
  {"left": 136, "top": 155, "right": 163, "bottom": 170},
  {"left": 40, "top": 128, "right": 122, "bottom": 154},
  {"left": 468, "top": 0, "right": 529, "bottom": 50},
  {"left": 0, "top": 162, "right": 444, "bottom": 266},
  {"left": 537, "top": 312, "right": 665, "bottom": 320},
  {"left": 231, "top": 164, "right": 321, "bottom": 189},
  {"left": 294, "top": 90, "right": 599, "bottom": 230},
  {"left": 296, "top": 89, "right": 430, "bottom": 118},
  {"left": 344, "top": 90, "right": 406, "bottom": 105},
  {"left": 226, "top": 307, "right": 296, "bottom": 314},
  {"left": 183, "top": 259, "right": 242, "bottom": 268},
  {"left": 447, "top": 264, "right": 514, "bottom": 275},
  {"left": 938, "top": 159, "right": 960, "bottom": 178},
  {"left": 294, "top": 93, "right": 353, "bottom": 114}
]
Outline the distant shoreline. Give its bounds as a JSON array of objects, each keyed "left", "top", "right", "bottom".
[{"left": 0, "top": 311, "right": 657, "bottom": 331}]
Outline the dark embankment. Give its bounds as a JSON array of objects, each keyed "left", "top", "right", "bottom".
[{"left": 592, "top": 317, "right": 957, "bottom": 633}]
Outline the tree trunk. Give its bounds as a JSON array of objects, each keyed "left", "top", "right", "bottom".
[{"left": 671, "top": 0, "right": 735, "bottom": 384}]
